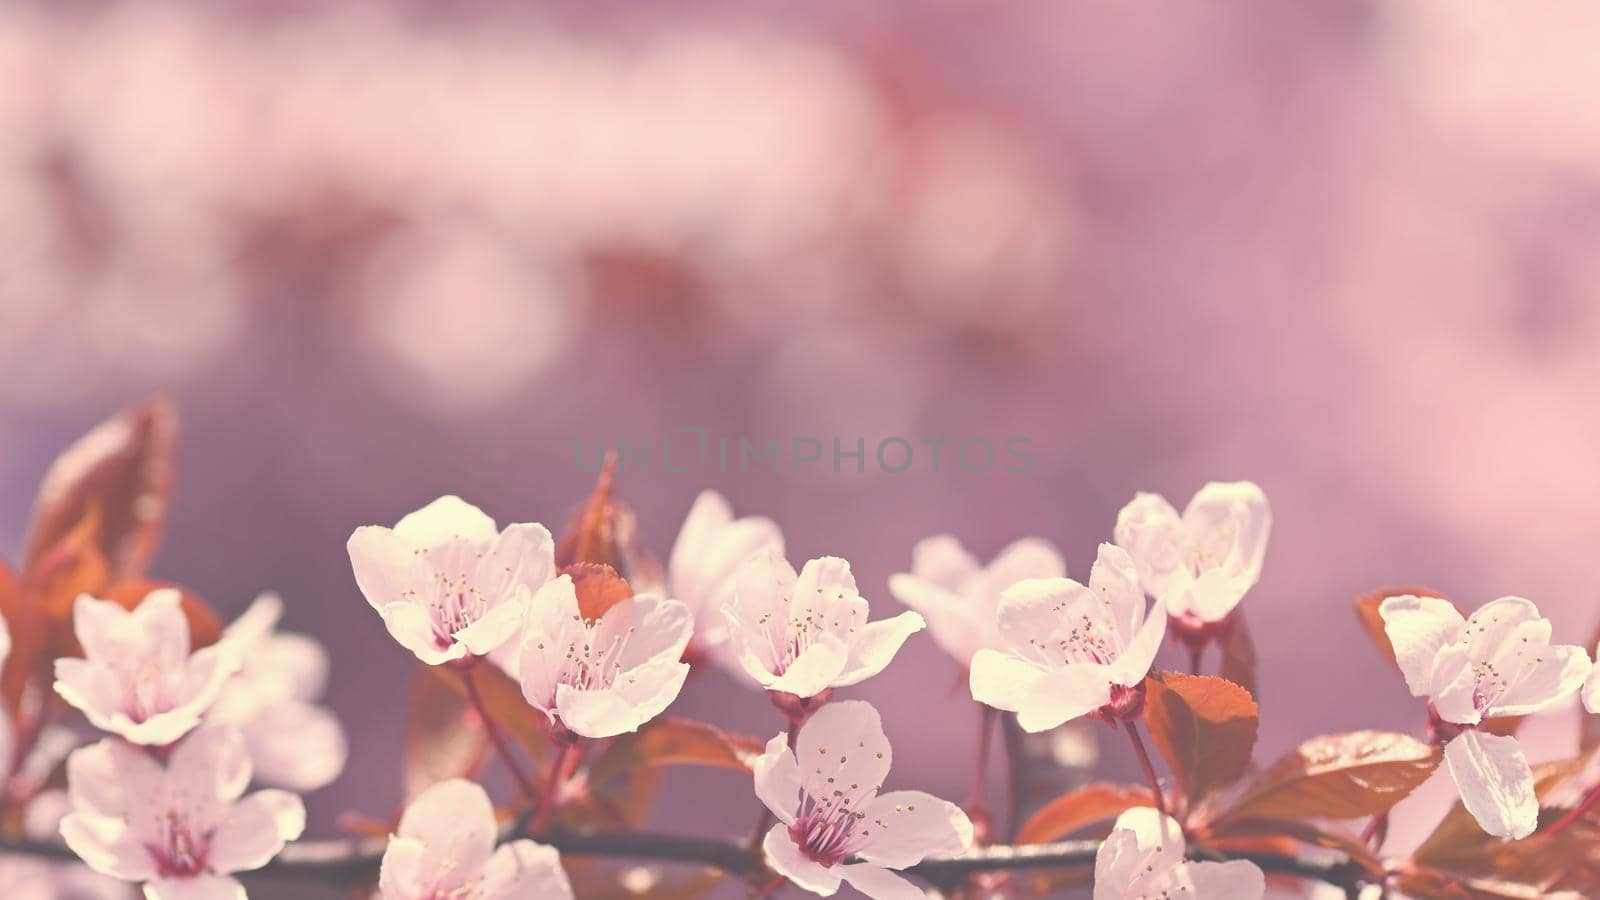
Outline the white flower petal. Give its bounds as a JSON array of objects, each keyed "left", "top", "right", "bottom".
[
  {"left": 346, "top": 526, "right": 424, "bottom": 614},
  {"left": 1016, "top": 665, "right": 1113, "bottom": 733},
  {"left": 833, "top": 611, "right": 924, "bottom": 688},
  {"left": 753, "top": 734, "right": 803, "bottom": 826},
  {"left": 1444, "top": 730, "right": 1537, "bottom": 840},
  {"left": 378, "top": 836, "right": 425, "bottom": 899},
  {"left": 241, "top": 701, "right": 347, "bottom": 792},
  {"left": 1492, "top": 643, "right": 1591, "bottom": 717},
  {"left": 968, "top": 650, "right": 1048, "bottom": 713},
  {"left": 795, "top": 701, "right": 892, "bottom": 802},
  {"left": 205, "top": 791, "right": 302, "bottom": 874},
  {"left": 762, "top": 637, "right": 849, "bottom": 699},
  {"left": 477, "top": 840, "right": 574, "bottom": 900},
  {"left": 1379, "top": 595, "right": 1465, "bottom": 698},
  {"left": 1182, "top": 481, "right": 1271, "bottom": 586},
  {"left": 392, "top": 495, "right": 498, "bottom": 546},
  {"left": 142, "top": 875, "right": 245, "bottom": 900},
  {"left": 1113, "top": 492, "right": 1192, "bottom": 603},
  {"left": 1107, "top": 599, "right": 1167, "bottom": 688},
  {"left": 857, "top": 791, "right": 973, "bottom": 868},
  {"left": 60, "top": 813, "right": 156, "bottom": 882}
]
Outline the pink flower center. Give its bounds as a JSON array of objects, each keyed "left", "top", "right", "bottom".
[
  {"left": 787, "top": 783, "right": 887, "bottom": 867},
  {"left": 422, "top": 571, "right": 490, "bottom": 649},
  {"left": 148, "top": 810, "right": 210, "bottom": 878},
  {"left": 532, "top": 620, "right": 638, "bottom": 700},
  {"left": 754, "top": 591, "right": 855, "bottom": 675},
  {"left": 122, "top": 662, "right": 180, "bottom": 724}
]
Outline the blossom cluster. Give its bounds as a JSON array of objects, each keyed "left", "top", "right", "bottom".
[{"left": 8, "top": 405, "right": 1600, "bottom": 899}]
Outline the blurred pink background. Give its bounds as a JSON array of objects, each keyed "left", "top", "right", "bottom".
[{"left": 4, "top": 2, "right": 1600, "bottom": 897}]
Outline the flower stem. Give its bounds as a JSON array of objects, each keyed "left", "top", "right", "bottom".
[
  {"left": 1124, "top": 720, "right": 1165, "bottom": 816},
  {"left": 968, "top": 704, "right": 998, "bottom": 819},
  {"left": 1357, "top": 811, "right": 1387, "bottom": 847},
  {"left": 1189, "top": 643, "right": 1203, "bottom": 675},
  {"left": 460, "top": 666, "right": 538, "bottom": 799},
  {"left": 1547, "top": 780, "right": 1600, "bottom": 836},
  {"left": 531, "top": 741, "right": 578, "bottom": 835}
]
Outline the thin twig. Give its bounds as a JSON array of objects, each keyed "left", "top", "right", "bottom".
[
  {"left": 0, "top": 831, "right": 1370, "bottom": 892},
  {"left": 1124, "top": 720, "right": 1166, "bottom": 816},
  {"left": 460, "top": 666, "right": 538, "bottom": 799}
]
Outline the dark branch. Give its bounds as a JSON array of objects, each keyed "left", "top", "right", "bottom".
[{"left": 0, "top": 830, "right": 1370, "bottom": 892}]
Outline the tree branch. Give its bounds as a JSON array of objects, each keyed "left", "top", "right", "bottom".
[{"left": 0, "top": 830, "right": 1371, "bottom": 892}]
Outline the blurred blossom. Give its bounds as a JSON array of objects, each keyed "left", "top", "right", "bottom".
[{"left": 353, "top": 224, "right": 577, "bottom": 415}]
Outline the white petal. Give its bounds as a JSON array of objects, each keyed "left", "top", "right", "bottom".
[
  {"left": 554, "top": 658, "right": 689, "bottom": 739},
  {"left": 1016, "top": 665, "right": 1113, "bottom": 733},
  {"left": 378, "top": 836, "right": 425, "bottom": 898},
  {"left": 1107, "top": 598, "right": 1167, "bottom": 688},
  {"left": 794, "top": 557, "right": 859, "bottom": 602},
  {"left": 906, "top": 535, "right": 981, "bottom": 590},
  {"left": 1444, "top": 730, "right": 1537, "bottom": 840},
  {"left": 397, "top": 779, "right": 497, "bottom": 858},
  {"left": 241, "top": 701, "right": 347, "bottom": 791},
  {"left": 762, "top": 825, "right": 841, "bottom": 896},
  {"left": 1585, "top": 649, "right": 1600, "bottom": 715},
  {"left": 985, "top": 538, "right": 1067, "bottom": 590},
  {"left": 834, "top": 612, "right": 924, "bottom": 688},
  {"left": 1113, "top": 492, "right": 1193, "bottom": 602},
  {"left": 171, "top": 726, "right": 253, "bottom": 804},
  {"left": 1182, "top": 481, "right": 1271, "bottom": 585},
  {"left": 795, "top": 701, "right": 892, "bottom": 801},
  {"left": 478, "top": 840, "right": 574, "bottom": 900},
  {"left": 888, "top": 573, "right": 987, "bottom": 665},
  {"left": 839, "top": 864, "right": 924, "bottom": 900},
  {"left": 1163, "top": 860, "right": 1266, "bottom": 899},
  {"left": 454, "top": 593, "right": 529, "bottom": 657},
  {"left": 379, "top": 603, "right": 463, "bottom": 667},
  {"left": 968, "top": 651, "right": 1048, "bottom": 713},
  {"left": 1492, "top": 643, "right": 1591, "bottom": 717},
  {"left": 1462, "top": 597, "right": 1542, "bottom": 663},
  {"left": 392, "top": 495, "right": 498, "bottom": 546},
  {"left": 60, "top": 813, "right": 156, "bottom": 882},
  {"left": 471, "top": 522, "right": 556, "bottom": 606},
  {"left": 857, "top": 791, "right": 973, "bottom": 868},
  {"left": 762, "top": 636, "right": 849, "bottom": 698},
  {"left": 221, "top": 592, "right": 284, "bottom": 649},
  {"left": 1430, "top": 645, "right": 1483, "bottom": 725},
  {"left": 1379, "top": 595, "right": 1465, "bottom": 698},
  {"left": 1184, "top": 567, "right": 1251, "bottom": 623},
  {"left": 206, "top": 791, "right": 301, "bottom": 874},
  {"left": 346, "top": 526, "right": 424, "bottom": 613},
  {"left": 753, "top": 734, "right": 803, "bottom": 826}
]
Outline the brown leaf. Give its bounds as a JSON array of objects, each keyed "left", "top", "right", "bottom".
[
  {"left": 1218, "top": 730, "right": 1441, "bottom": 823},
  {"left": 1354, "top": 586, "right": 1451, "bottom": 670},
  {"left": 578, "top": 718, "right": 762, "bottom": 830},
  {"left": 1144, "top": 671, "right": 1258, "bottom": 805},
  {"left": 404, "top": 665, "right": 489, "bottom": 802},
  {"left": 25, "top": 399, "right": 176, "bottom": 578},
  {"left": 562, "top": 563, "right": 634, "bottom": 621},
  {"left": 1219, "top": 611, "right": 1257, "bottom": 698},
  {"left": 1394, "top": 869, "right": 1556, "bottom": 900},
  {"left": 1016, "top": 783, "right": 1154, "bottom": 844},
  {"left": 588, "top": 717, "right": 761, "bottom": 785},
  {"left": 5, "top": 509, "right": 111, "bottom": 709},
  {"left": 1199, "top": 818, "right": 1385, "bottom": 881},
  {"left": 434, "top": 664, "right": 551, "bottom": 767}
]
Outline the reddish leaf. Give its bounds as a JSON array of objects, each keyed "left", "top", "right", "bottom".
[
  {"left": 1144, "top": 672, "right": 1258, "bottom": 805},
  {"left": 5, "top": 509, "right": 111, "bottom": 708},
  {"left": 589, "top": 717, "right": 761, "bottom": 785},
  {"left": 25, "top": 399, "right": 176, "bottom": 578},
  {"left": 1355, "top": 586, "right": 1450, "bottom": 669},
  {"left": 1218, "top": 730, "right": 1441, "bottom": 823},
  {"left": 1199, "top": 818, "right": 1384, "bottom": 881},
  {"left": 1395, "top": 869, "right": 1557, "bottom": 900},
  {"left": 563, "top": 563, "right": 634, "bottom": 621},
  {"left": 580, "top": 718, "right": 762, "bottom": 830},
  {"left": 1219, "top": 611, "right": 1257, "bottom": 698},
  {"left": 1016, "top": 783, "right": 1154, "bottom": 844},
  {"left": 434, "top": 664, "right": 551, "bottom": 767},
  {"left": 404, "top": 665, "right": 489, "bottom": 802}
]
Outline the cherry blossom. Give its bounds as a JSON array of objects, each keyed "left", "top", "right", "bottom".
[
  {"left": 517, "top": 575, "right": 693, "bottom": 739},
  {"left": 1113, "top": 481, "right": 1271, "bottom": 631},
  {"left": 667, "top": 489, "right": 783, "bottom": 663},
  {"left": 347, "top": 495, "right": 556, "bottom": 666},
  {"left": 208, "top": 593, "right": 347, "bottom": 791},
  {"left": 754, "top": 700, "right": 972, "bottom": 898},
  {"left": 969, "top": 544, "right": 1166, "bottom": 732},
  {"left": 1381, "top": 594, "right": 1592, "bottom": 839},
  {"left": 60, "top": 726, "right": 305, "bottom": 900},
  {"left": 53, "top": 591, "right": 237, "bottom": 747},
  {"left": 724, "top": 552, "right": 925, "bottom": 701},
  {"left": 378, "top": 779, "right": 573, "bottom": 900},
  {"left": 888, "top": 534, "right": 1065, "bottom": 667},
  {"left": 1093, "top": 807, "right": 1264, "bottom": 900}
]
